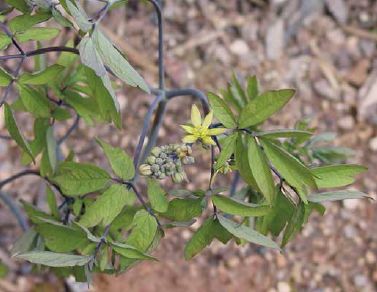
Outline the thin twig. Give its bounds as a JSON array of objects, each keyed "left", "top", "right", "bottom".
[{"left": 58, "top": 115, "right": 80, "bottom": 145}]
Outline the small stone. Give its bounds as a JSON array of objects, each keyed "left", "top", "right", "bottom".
[
  {"left": 344, "top": 225, "right": 358, "bottom": 238},
  {"left": 369, "top": 137, "right": 377, "bottom": 152},
  {"left": 353, "top": 274, "right": 368, "bottom": 287},
  {"left": 266, "top": 19, "right": 284, "bottom": 60},
  {"left": 230, "top": 39, "right": 250, "bottom": 56},
  {"left": 314, "top": 79, "right": 340, "bottom": 100},
  {"left": 325, "top": 0, "right": 348, "bottom": 24},
  {"left": 343, "top": 199, "right": 360, "bottom": 210},
  {"left": 277, "top": 282, "right": 291, "bottom": 292},
  {"left": 365, "top": 251, "right": 376, "bottom": 264},
  {"left": 337, "top": 115, "right": 355, "bottom": 130}
]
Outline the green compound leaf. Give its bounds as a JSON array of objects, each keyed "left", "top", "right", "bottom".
[
  {"left": 46, "top": 126, "right": 57, "bottom": 173},
  {"left": 18, "top": 85, "right": 50, "bottom": 118},
  {"left": 14, "top": 251, "right": 91, "bottom": 267},
  {"left": 46, "top": 186, "right": 59, "bottom": 219},
  {"left": 147, "top": 179, "right": 169, "bottom": 213},
  {"left": 92, "top": 28, "right": 150, "bottom": 93},
  {"left": 247, "top": 136, "right": 275, "bottom": 204},
  {"left": 261, "top": 138, "right": 317, "bottom": 203},
  {"left": 19, "top": 64, "right": 65, "bottom": 85},
  {"left": 217, "top": 215, "right": 279, "bottom": 249},
  {"left": 52, "top": 162, "right": 111, "bottom": 196},
  {"left": 208, "top": 92, "right": 237, "bottom": 128},
  {"left": 184, "top": 218, "right": 231, "bottom": 260},
  {"left": 16, "top": 28, "right": 60, "bottom": 43},
  {"left": 0, "top": 67, "right": 12, "bottom": 87},
  {"left": 281, "top": 202, "right": 305, "bottom": 247},
  {"left": 212, "top": 195, "right": 270, "bottom": 217},
  {"left": 215, "top": 133, "right": 237, "bottom": 171},
  {"left": 97, "top": 139, "right": 134, "bottom": 180},
  {"left": 308, "top": 190, "right": 369, "bottom": 203},
  {"left": 78, "top": 184, "right": 135, "bottom": 227},
  {"left": 239, "top": 89, "right": 295, "bottom": 128},
  {"left": 4, "top": 103, "right": 34, "bottom": 161},
  {"left": 311, "top": 164, "right": 367, "bottom": 189}
]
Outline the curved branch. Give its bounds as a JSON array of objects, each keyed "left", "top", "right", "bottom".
[
  {"left": 58, "top": 115, "right": 81, "bottom": 145},
  {"left": 166, "top": 88, "right": 210, "bottom": 114},
  {"left": 0, "top": 170, "right": 40, "bottom": 190},
  {"left": 133, "top": 94, "right": 163, "bottom": 168},
  {"left": 0, "top": 191, "right": 29, "bottom": 231},
  {"left": 148, "top": 0, "right": 165, "bottom": 90}
]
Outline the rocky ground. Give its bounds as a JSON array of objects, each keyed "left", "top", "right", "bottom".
[{"left": 0, "top": 0, "right": 377, "bottom": 291}]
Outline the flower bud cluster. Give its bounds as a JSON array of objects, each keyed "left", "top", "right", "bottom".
[{"left": 139, "top": 144, "right": 195, "bottom": 183}]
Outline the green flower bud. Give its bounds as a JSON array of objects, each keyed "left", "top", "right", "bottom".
[
  {"left": 147, "top": 156, "right": 156, "bottom": 164},
  {"left": 172, "top": 172, "right": 185, "bottom": 183},
  {"left": 155, "top": 158, "right": 163, "bottom": 165},
  {"left": 158, "top": 173, "right": 166, "bottom": 179},
  {"left": 151, "top": 164, "right": 160, "bottom": 172},
  {"left": 139, "top": 164, "right": 152, "bottom": 176},
  {"left": 160, "top": 152, "right": 168, "bottom": 159},
  {"left": 151, "top": 147, "right": 161, "bottom": 157}
]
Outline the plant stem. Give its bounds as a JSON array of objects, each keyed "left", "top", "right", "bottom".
[{"left": 0, "top": 191, "right": 29, "bottom": 231}]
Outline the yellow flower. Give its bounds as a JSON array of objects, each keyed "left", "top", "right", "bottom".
[{"left": 181, "top": 105, "right": 226, "bottom": 146}]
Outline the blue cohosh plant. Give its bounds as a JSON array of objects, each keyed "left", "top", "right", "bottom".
[{"left": 0, "top": 0, "right": 370, "bottom": 283}]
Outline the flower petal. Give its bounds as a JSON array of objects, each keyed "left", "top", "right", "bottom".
[
  {"left": 202, "top": 136, "right": 216, "bottom": 145},
  {"left": 183, "top": 135, "right": 198, "bottom": 144},
  {"left": 202, "top": 111, "right": 213, "bottom": 129},
  {"left": 191, "top": 105, "right": 202, "bottom": 127},
  {"left": 208, "top": 128, "right": 227, "bottom": 136},
  {"left": 181, "top": 124, "right": 195, "bottom": 134}
]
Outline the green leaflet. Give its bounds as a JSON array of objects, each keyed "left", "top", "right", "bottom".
[
  {"left": 14, "top": 251, "right": 91, "bottom": 267},
  {"left": 238, "top": 89, "right": 295, "bottom": 128},
  {"left": 256, "top": 129, "right": 313, "bottom": 140},
  {"left": 207, "top": 92, "right": 237, "bottom": 128},
  {"left": 66, "top": 0, "right": 92, "bottom": 32},
  {"left": 4, "top": 104, "right": 34, "bottom": 161},
  {"left": 126, "top": 210, "right": 158, "bottom": 251},
  {"left": 85, "top": 68, "right": 121, "bottom": 128},
  {"left": 16, "top": 28, "right": 60, "bottom": 43},
  {"left": 46, "top": 186, "right": 59, "bottom": 219},
  {"left": 308, "top": 191, "right": 369, "bottom": 203},
  {"left": 46, "top": 126, "right": 57, "bottom": 173},
  {"left": 246, "top": 75, "right": 258, "bottom": 100},
  {"left": 92, "top": 28, "right": 150, "bottom": 93},
  {"left": 97, "top": 139, "right": 134, "bottom": 180},
  {"left": 215, "top": 133, "right": 237, "bottom": 170},
  {"left": 111, "top": 242, "right": 156, "bottom": 261},
  {"left": 161, "top": 198, "right": 203, "bottom": 222},
  {"left": 281, "top": 202, "right": 305, "bottom": 247},
  {"left": 217, "top": 215, "right": 279, "bottom": 249},
  {"left": 11, "top": 228, "right": 38, "bottom": 256},
  {"left": 235, "top": 133, "right": 259, "bottom": 191},
  {"left": 78, "top": 184, "right": 136, "bottom": 227},
  {"left": 9, "top": 12, "right": 51, "bottom": 33},
  {"left": 184, "top": 218, "right": 231, "bottom": 260},
  {"left": 147, "top": 179, "right": 169, "bottom": 213},
  {"left": 0, "top": 67, "right": 12, "bottom": 87},
  {"left": 212, "top": 195, "right": 270, "bottom": 217},
  {"left": 0, "top": 33, "right": 12, "bottom": 50},
  {"left": 247, "top": 136, "right": 275, "bottom": 204},
  {"left": 5, "top": 0, "right": 30, "bottom": 13},
  {"left": 52, "top": 162, "right": 111, "bottom": 196},
  {"left": 311, "top": 164, "right": 367, "bottom": 189},
  {"left": 19, "top": 65, "right": 65, "bottom": 85},
  {"left": 18, "top": 85, "right": 51, "bottom": 118},
  {"left": 36, "top": 223, "right": 88, "bottom": 252},
  {"left": 261, "top": 138, "right": 317, "bottom": 203},
  {"left": 78, "top": 36, "right": 107, "bottom": 77}
]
